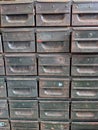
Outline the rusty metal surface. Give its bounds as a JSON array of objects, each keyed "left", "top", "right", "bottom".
[
  {"left": 37, "top": 28, "right": 70, "bottom": 52},
  {"left": 5, "top": 54, "right": 37, "bottom": 75},
  {"left": 0, "top": 120, "right": 10, "bottom": 130}
]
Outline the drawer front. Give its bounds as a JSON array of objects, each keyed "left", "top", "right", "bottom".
[
  {"left": 72, "top": 55, "right": 98, "bottom": 76},
  {"left": 39, "top": 78, "right": 69, "bottom": 98},
  {"left": 38, "top": 54, "right": 70, "bottom": 76},
  {"left": 5, "top": 54, "right": 37, "bottom": 75},
  {"left": 72, "top": 2, "right": 98, "bottom": 26},
  {"left": 40, "top": 101, "right": 69, "bottom": 120},
  {"left": 0, "top": 35, "right": 2, "bottom": 53},
  {"left": 72, "top": 27, "right": 98, "bottom": 53},
  {"left": 71, "top": 101, "right": 98, "bottom": 120},
  {"left": 7, "top": 77, "right": 37, "bottom": 98},
  {"left": 0, "top": 56, "right": 5, "bottom": 75},
  {"left": 0, "top": 100, "right": 8, "bottom": 118},
  {"left": 72, "top": 78, "right": 98, "bottom": 99},
  {"left": 1, "top": 14, "right": 34, "bottom": 27},
  {"left": 72, "top": 122, "right": 98, "bottom": 130},
  {"left": 36, "top": 2, "right": 70, "bottom": 13},
  {"left": 0, "top": 78, "right": 6, "bottom": 98},
  {"left": 36, "top": 14, "right": 70, "bottom": 26},
  {"left": 37, "top": 28, "right": 70, "bottom": 52},
  {"left": 11, "top": 120, "right": 39, "bottom": 130},
  {"left": 41, "top": 122, "right": 69, "bottom": 130},
  {"left": 0, "top": 120, "right": 10, "bottom": 130},
  {"left": 9, "top": 100, "right": 38, "bottom": 119}
]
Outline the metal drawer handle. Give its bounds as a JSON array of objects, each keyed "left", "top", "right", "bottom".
[
  {"left": 41, "top": 14, "right": 65, "bottom": 22},
  {"left": 15, "top": 110, "right": 34, "bottom": 116},
  {"left": 76, "top": 112, "right": 94, "bottom": 118},
  {"left": 8, "top": 41, "right": 31, "bottom": 50},
  {"left": 42, "top": 66, "right": 63, "bottom": 73},
  {"left": 78, "top": 14, "right": 98, "bottom": 21},
  {"left": 76, "top": 91, "right": 96, "bottom": 97},
  {"left": 5, "top": 14, "right": 28, "bottom": 23},
  {"left": 12, "top": 88, "right": 31, "bottom": 95},
  {"left": 76, "top": 41, "right": 98, "bottom": 49},
  {"left": 45, "top": 112, "right": 63, "bottom": 117},
  {"left": 44, "top": 90, "right": 62, "bottom": 96},
  {"left": 40, "top": 41, "right": 64, "bottom": 50},
  {"left": 77, "top": 68, "right": 95, "bottom": 74},
  {"left": 10, "top": 66, "right": 34, "bottom": 73}
]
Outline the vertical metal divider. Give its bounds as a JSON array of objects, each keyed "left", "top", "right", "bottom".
[{"left": 34, "top": 1, "right": 40, "bottom": 129}]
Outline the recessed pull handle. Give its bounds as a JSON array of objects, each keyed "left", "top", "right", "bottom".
[
  {"left": 76, "top": 112, "right": 94, "bottom": 118},
  {"left": 78, "top": 14, "right": 98, "bottom": 21},
  {"left": 15, "top": 110, "right": 33, "bottom": 116},
  {"left": 12, "top": 88, "right": 31, "bottom": 95},
  {"left": 76, "top": 91, "right": 96, "bottom": 97},
  {"left": 45, "top": 112, "right": 63, "bottom": 117},
  {"left": 5, "top": 14, "right": 28, "bottom": 23},
  {"left": 44, "top": 89, "right": 62, "bottom": 96},
  {"left": 8, "top": 41, "right": 31, "bottom": 50},
  {"left": 42, "top": 66, "right": 63, "bottom": 73},
  {"left": 41, "top": 14, "right": 65, "bottom": 22}
]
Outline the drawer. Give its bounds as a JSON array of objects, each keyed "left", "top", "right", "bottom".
[
  {"left": 0, "top": 120, "right": 10, "bottom": 130},
  {"left": 0, "top": 55, "right": 5, "bottom": 75},
  {"left": 0, "top": 78, "right": 6, "bottom": 98},
  {"left": 72, "top": 55, "right": 98, "bottom": 76},
  {"left": 9, "top": 100, "right": 38, "bottom": 119},
  {"left": 2, "top": 28, "right": 35, "bottom": 52},
  {"left": 39, "top": 78, "right": 69, "bottom": 98},
  {"left": 38, "top": 54, "right": 70, "bottom": 76},
  {"left": 0, "top": 35, "right": 2, "bottom": 53},
  {"left": 71, "top": 101, "right": 98, "bottom": 120},
  {"left": 41, "top": 121, "right": 69, "bottom": 130},
  {"left": 72, "top": 122, "right": 98, "bottom": 130},
  {"left": 72, "top": 1, "right": 98, "bottom": 26},
  {"left": 11, "top": 120, "right": 39, "bottom": 130},
  {"left": 7, "top": 77, "right": 37, "bottom": 98},
  {"left": 36, "top": 28, "right": 70, "bottom": 52},
  {"left": 5, "top": 54, "right": 37, "bottom": 75},
  {"left": 72, "top": 78, "right": 98, "bottom": 99},
  {"left": 72, "top": 27, "right": 98, "bottom": 53},
  {"left": 1, "top": 1, "right": 34, "bottom": 27},
  {"left": 40, "top": 101, "right": 69, "bottom": 121},
  {"left": 0, "top": 100, "right": 8, "bottom": 118},
  {"left": 36, "top": 0, "right": 70, "bottom": 26}
]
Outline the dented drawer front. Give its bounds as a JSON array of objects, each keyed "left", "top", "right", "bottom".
[
  {"left": 40, "top": 101, "right": 69, "bottom": 121},
  {"left": 72, "top": 122, "right": 98, "bottom": 130},
  {"left": 72, "top": 27, "right": 98, "bottom": 53},
  {"left": 11, "top": 120, "right": 39, "bottom": 130},
  {"left": 0, "top": 100, "right": 8, "bottom": 118},
  {"left": 7, "top": 77, "right": 37, "bottom": 98},
  {"left": 0, "top": 55, "right": 5, "bottom": 75},
  {"left": 2, "top": 28, "right": 35, "bottom": 52},
  {"left": 37, "top": 28, "right": 70, "bottom": 52},
  {"left": 41, "top": 121, "right": 69, "bottom": 130},
  {"left": 39, "top": 78, "right": 69, "bottom": 98},
  {"left": 72, "top": 55, "right": 98, "bottom": 76},
  {"left": 72, "top": 1, "right": 98, "bottom": 26},
  {"left": 5, "top": 54, "right": 37, "bottom": 75},
  {"left": 0, "top": 78, "right": 6, "bottom": 98},
  {"left": 1, "top": 2, "right": 34, "bottom": 27},
  {"left": 36, "top": 1, "right": 70, "bottom": 26},
  {"left": 71, "top": 101, "right": 98, "bottom": 120},
  {"left": 9, "top": 100, "right": 38, "bottom": 119},
  {"left": 72, "top": 78, "right": 98, "bottom": 99},
  {"left": 0, "top": 35, "right": 2, "bottom": 53},
  {"left": 0, "top": 120, "right": 10, "bottom": 130},
  {"left": 38, "top": 54, "right": 70, "bottom": 76}
]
